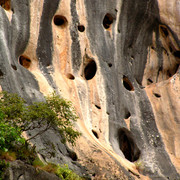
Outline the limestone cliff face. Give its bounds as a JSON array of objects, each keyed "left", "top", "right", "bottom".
[{"left": 0, "top": 0, "right": 180, "bottom": 179}]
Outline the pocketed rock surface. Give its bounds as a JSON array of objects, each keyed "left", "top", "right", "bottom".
[{"left": 0, "top": 0, "right": 179, "bottom": 179}]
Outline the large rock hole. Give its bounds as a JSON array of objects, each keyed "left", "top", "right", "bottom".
[
  {"left": 54, "top": 15, "right": 67, "bottom": 27},
  {"left": 0, "top": 0, "right": 10, "bottom": 10},
  {"left": 19, "top": 56, "right": 31, "bottom": 69},
  {"left": 122, "top": 76, "right": 134, "bottom": 91},
  {"left": 84, "top": 60, "right": 97, "bottom": 80},
  {"left": 103, "top": 13, "right": 113, "bottom": 29},
  {"left": 173, "top": 51, "right": 180, "bottom": 59},
  {"left": 118, "top": 128, "right": 140, "bottom": 162}
]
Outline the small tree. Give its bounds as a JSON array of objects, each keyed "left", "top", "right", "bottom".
[{"left": 0, "top": 91, "right": 80, "bottom": 146}]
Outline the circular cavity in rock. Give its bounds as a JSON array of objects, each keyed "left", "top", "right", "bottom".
[
  {"left": 173, "top": 51, "right": 180, "bottom": 59},
  {"left": 108, "top": 63, "right": 112, "bottom": 67},
  {"left": 54, "top": 15, "right": 67, "bottom": 26},
  {"left": 124, "top": 110, "right": 131, "bottom": 119},
  {"left": 118, "top": 128, "right": 141, "bottom": 162},
  {"left": 11, "top": 64, "right": 17, "bottom": 70},
  {"left": 19, "top": 56, "right": 31, "bottom": 69},
  {"left": 0, "top": 69, "right": 4, "bottom": 77},
  {"left": 0, "top": 0, "right": 10, "bottom": 10},
  {"left": 122, "top": 76, "right": 134, "bottom": 91},
  {"left": 103, "top": 13, "right": 113, "bottom": 29},
  {"left": 78, "top": 25, "right": 85, "bottom": 32},
  {"left": 154, "top": 93, "right": 161, "bottom": 98},
  {"left": 84, "top": 60, "right": 97, "bottom": 80},
  {"left": 66, "top": 73, "right": 75, "bottom": 80}
]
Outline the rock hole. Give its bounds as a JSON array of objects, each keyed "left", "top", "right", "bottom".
[
  {"left": 169, "top": 45, "right": 173, "bottom": 53},
  {"left": 173, "top": 51, "right": 180, "bottom": 58},
  {"left": 92, "top": 130, "right": 99, "bottom": 139},
  {"left": 0, "top": 0, "right": 11, "bottom": 10},
  {"left": 154, "top": 93, "right": 161, "bottom": 98},
  {"left": 118, "top": 128, "right": 141, "bottom": 162},
  {"left": 131, "top": 56, "right": 134, "bottom": 60},
  {"left": 167, "top": 70, "right": 172, "bottom": 77},
  {"left": 69, "top": 151, "right": 77, "bottom": 161},
  {"left": 124, "top": 110, "right": 131, "bottom": 119},
  {"left": 54, "top": 15, "right": 67, "bottom": 26},
  {"left": 103, "top": 13, "right": 113, "bottom": 29},
  {"left": 108, "top": 63, "right": 112, "bottom": 67},
  {"left": 160, "top": 25, "right": 169, "bottom": 37},
  {"left": 84, "top": 60, "right": 97, "bottom": 80},
  {"left": 0, "top": 69, "right": 4, "bottom": 77},
  {"left": 78, "top": 25, "right": 85, "bottom": 32},
  {"left": 123, "top": 76, "right": 134, "bottom": 91},
  {"left": 66, "top": 73, "right": 75, "bottom": 80},
  {"left": 147, "top": 78, "right": 153, "bottom": 84},
  {"left": 11, "top": 64, "right": 17, "bottom": 70},
  {"left": 95, "top": 104, "right": 101, "bottom": 109},
  {"left": 19, "top": 56, "right": 31, "bottom": 69}
]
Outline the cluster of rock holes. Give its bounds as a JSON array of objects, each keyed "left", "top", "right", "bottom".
[
  {"left": 103, "top": 13, "right": 114, "bottom": 29},
  {"left": 122, "top": 76, "right": 134, "bottom": 91},
  {"left": 118, "top": 128, "right": 140, "bottom": 162}
]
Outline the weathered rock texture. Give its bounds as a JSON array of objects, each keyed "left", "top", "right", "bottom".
[
  {"left": 3, "top": 160, "right": 61, "bottom": 180},
  {"left": 0, "top": 0, "right": 180, "bottom": 179}
]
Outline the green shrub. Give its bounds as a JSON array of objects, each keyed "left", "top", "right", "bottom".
[
  {"left": 0, "top": 160, "right": 9, "bottom": 180},
  {"left": 56, "top": 164, "right": 83, "bottom": 180},
  {"left": 32, "top": 158, "right": 83, "bottom": 180},
  {"left": 0, "top": 91, "right": 81, "bottom": 146},
  {"left": 0, "top": 117, "right": 25, "bottom": 152}
]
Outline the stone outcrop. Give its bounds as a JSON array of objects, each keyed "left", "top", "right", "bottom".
[
  {"left": 0, "top": 0, "right": 179, "bottom": 179},
  {"left": 3, "top": 160, "right": 61, "bottom": 180}
]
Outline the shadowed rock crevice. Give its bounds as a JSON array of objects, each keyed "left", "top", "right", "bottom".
[{"left": 92, "top": 129, "right": 99, "bottom": 139}]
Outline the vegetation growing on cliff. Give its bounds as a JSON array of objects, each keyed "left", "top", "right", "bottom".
[
  {"left": 0, "top": 91, "right": 81, "bottom": 179},
  {"left": 0, "top": 91, "right": 80, "bottom": 145}
]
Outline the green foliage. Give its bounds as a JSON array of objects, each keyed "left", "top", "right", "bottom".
[
  {"left": 0, "top": 160, "right": 9, "bottom": 180},
  {"left": 32, "top": 157, "right": 45, "bottom": 168},
  {"left": 0, "top": 116, "right": 25, "bottom": 152},
  {"left": 56, "top": 164, "right": 83, "bottom": 180},
  {"left": 33, "top": 158, "right": 83, "bottom": 180},
  {"left": 0, "top": 91, "right": 80, "bottom": 146},
  {"left": 0, "top": 91, "right": 81, "bottom": 178}
]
